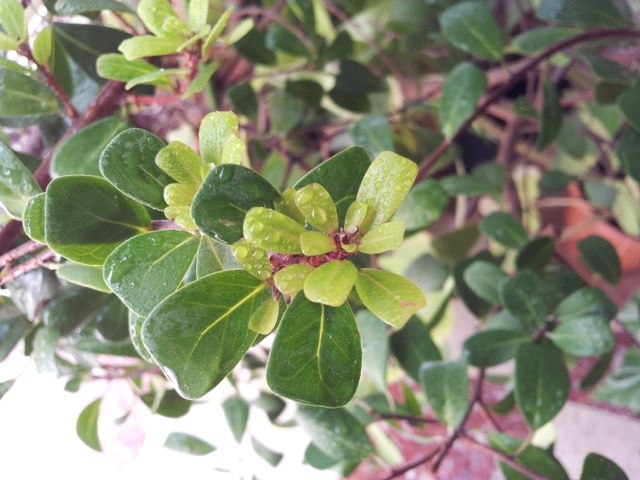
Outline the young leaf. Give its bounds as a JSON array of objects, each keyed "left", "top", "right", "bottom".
[
  {"left": 0, "top": 0, "right": 26, "bottom": 41},
  {"left": 0, "top": 68, "right": 60, "bottom": 126},
  {"left": 232, "top": 239, "right": 272, "bottom": 280},
  {"left": 300, "top": 231, "right": 335, "bottom": 256},
  {"left": 549, "top": 315, "right": 615, "bottom": 357},
  {"left": 356, "top": 151, "right": 418, "bottom": 227},
  {"left": 45, "top": 176, "right": 151, "bottom": 265},
  {"left": 0, "top": 143, "right": 41, "bottom": 219},
  {"left": 419, "top": 360, "right": 468, "bottom": 427},
  {"left": 390, "top": 316, "right": 441, "bottom": 382},
  {"left": 463, "top": 330, "right": 529, "bottom": 367},
  {"left": 439, "top": 1, "right": 503, "bottom": 61},
  {"left": 142, "top": 270, "right": 269, "bottom": 399},
  {"left": 515, "top": 340, "right": 569, "bottom": 429},
  {"left": 182, "top": 62, "right": 218, "bottom": 100},
  {"left": 222, "top": 396, "right": 249, "bottom": 443},
  {"left": 394, "top": 179, "right": 449, "bottom": 231},
  {"left": 243, "top": 207, "right": 304, "bottom": 254},
  {"left": 358, "top": 222, "right": 405, "bottom": 254},
  {"left": 192, "top": 165, "right": 280, "bottom": 244},
  {"left": 499, "top": 271, "right": 549, "bottom": 331},
  {"left": 104, "top": 231, "right": 199, "bottom": 316},
  {"left": 295, "top": 405, "right": 374, "bottom": 461},
  {"left": 188, "top": 0, "right": 209, "bottom": 32},
  {"left": 303, "top": 260, "right": 357, "bottom": 307},
  {"left": 57, "top": 263, "right": 110, "bottom": 293},
  {"left": 480, "top": 212, "right": 528, "bottom": 249},
  {"left": 249, "top": 297, "right": 279, "bottom": 335},
  {"left": 76, "top": 399, "right": 101, "bottom": 452},
  {"left": 201, "top": 6, "right": 233, "bottom": 56},
  {"left": 22, "top": 192, "right": 45, "bottom": 243},
  {"left": 344, "top": 201, "right": 375, "bottom": 234},
  {"left": 52, "top": 116, "right": 129, "bottom": 177},
  {"left": 580, "top": 453, "right": 629, "bottom": 480},
  {"left": 96, "top": 54, "right": 162, "bottom": 84},
  {"left": 99, "top": 128, "right": 172, "bottom": 210},
  {"left": 266, "top": 294, "right": 361, "bottom": 407},
  {"left": 295, "top": 183, "right": 339, "bottom": 233},
  {"left": 355, "top": 268, "right": 426, "bottom": 329},
  {"left": 119, "top": 36, "right": 183, "bottom": 60},
  {"left": 463, "top": 260, "right": 507, "bottom": 305},
  {"left": 156, "top": 140, "right": 205, "bottom": 186},
  {"left": 440, "top": 62, "right": 487, "bottom": 139},
  {"left": 164, "top": 432, "right": 215, "bottom": 455},
  {"left": 138, "top": 0, "right": 187, "bottom": 38},
  {"left": 32, "top": 26, "right": 53, "bottom": 68},
  {"left": 273, "top": 263, "right": 313, "bottom": 296},
  {"left": 578, "top": 236, "right": 621, "bottom": 285},
  {"left": 199, "top": 111, "right": 238, "bottom": 165}
]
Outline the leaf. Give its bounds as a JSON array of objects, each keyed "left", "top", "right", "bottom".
[
  {"left": 480, "top": 212, "right": 528, "bottom": 249},
  {"left": 23, "top": 192, "right": 45, "bottom": 243},
  {"left": 356, "top": 310, "right": 389, "bottom": 390},
  {"left": 45, "top": 175, "right": 151, "bottom": 265},
  {"left": 390, "top": 316, "right": 441, "bottom": 382},
  {"left": 329, "top": 60, "right": 385, "bottom": 112},
  {"left": 0, "top": 0, "right": 26, "bottom": 40},
  {"left": 0, "top": 380, "right": 14, "bottom": 401},
  {"left": 104, "top": 231, "right": 199, "bottom": 316},
  {"left": 188, "top": 0, "right": 208, "bottom": 32},
  {"left": 305, "top": 443, "right": 339, "bottom": 470},
  {"left": 584, "top": 178, "right": 616, "bottom": 208},
  {"left": 300, "top": 231, "right": 334, "bottom": 256},
  {"left": 43, "top": 287, "right": 106, "bottom": 335},
  {"left": 294, "top": 146, "right": 371, "bottom": 223},
  {"left": 57, "top": 263, "right": 110, "bottom": 292},
  {"left": 295, "top": 405, "right": 374, "bottom": 461},
  {"left": 269, "top": 90, "right": 304, "bottom": 133},
  {"left": 99, "top": 128, "right": 173, "bottom": 210},
  {"left": 580, "top": 453, "right": 629, "bottom": 480},
  {"left": 394, "top": 180, "right": 449, "bottom": 232},
  {"left": 286, "top": 79, "right": 324, "bottom": 108},
  {"left": 232, "top": 239, "right": 272, "bottom": 280},
  {"left": 433, "top": 224, "right": 480, "bottom": 265},
  {"left": 164, "top": 432, "right": 215, "bottom": 455},
  {"left": 32, "top": 325, "right": 59, "bottom": 373},
  {"left": 356, "top": 151, "right": 418, "bottom": 227},
  {"left": 464, "top": 330, "right": 529, "bottom": 367},
  {"left": 199, "top": 111, "right": 238, "bottom": 165},
  {"left": 192, "top": 164, "right": 280, "bottom": 244},
  {"left": 76, "top": 399, "right": 101, "bottom": 451},
  {"left": 535, "top": 81, "right": 562, "bottom": 150},
  {"left": 349, "top": 114, "right": 394, "bottom": 157},
  {"left": 195, "top": 236, "right": 238, "bottom": 279},
  {"left": 304, "top": 260, "right": 357, "bottom": 307},
  {"left": 578, "top": 235, "right": 621, "bottom": 285},
  {"left": 141, "top": 389, "right": 191, "bottom": 418},
  {"left": 138, "top": 0, "right": 187, "bottom": 38},
  {"left": 181, "top": 62, "right": 218, "bottom": 99},
  {"left": 0, "top": 306, "right": 30, "bottom": 362},
  {"left": 53, "top": 23, "right": 130, "bottom": 82},
  {"left": 355, "top": 268, "right": 426, "bottom": 329},
  {"left": 222, "top": 396, "right": 249, "bottom": 443},
  {"left": 516, "top": 236, "right": 555, "bottom": 271},
  {"left": 273, "top": 263, "right": 313, "bottom": 296},
  {"left": 129, "top": 310, "right": 152, "bottom": 362},
  {"left": 252, "top": 437, "right": 283, "bottom": 466},
  {"left": 404, "top": 254, "right": 448, "bottom": 293},
  {"left": 440, "top": 62, "right": 487, "bottom": 139},
  {"left": 453, "top": 252, "right": 494, "bottom": 317},
  {"left": 440, "top": 175, "right": 501, "bottom": 196},
  {"left": 594, "top": 348, "right": 640, "bottom": 412},
  {"left": 265, "top": 24, "right": 308, "bottom": 56},
  {"left": 234, "top": 27, "right": 275, "bottom": 65},
  {"left": 253, "top": 391, "right": 286, "bottom": 422},
  {"left": 512, "top": 27, "right": 582, "bottom": 53},
  {"left": 228, "top": 83, "right": 257, "bottom": 119},
  {"left": 515, "top": 340, "right": 570, "bottom": 429},
  {"left": 555, "top": 287, "right": 617, "bottom": 322},
  {"left": 617, "top": 83, "right": 640, "bottom": 132},
  {"left": 52, "top": 116, "right": 129, "bottom": 177},
  {"left": 419, "top": 360, "right": 468, "bottom": 427},
  {"left": 617, "top": 128, "right": 640, "bottom": 182},
  {"left": 32, "top": 26, "right": 53, "bottom": 68},
  {"left": 142, "top": 270, "right": 267, "bottom": 399},
  {"left": 0, "top": 68, "right": 60, "bottom": 127},
  {"left": 96, "top": 54, "right": 162, "bottom": 84},
  {"left": 243, "top": 207, "right": 304, "bottom": 254},
  {"left": 294, "top": 184, "right": 338, "bottom": 234},
  {"left": 463, "top": 260, "right": 507, "bottom": 305},
  {"left": 549, "top": 315, "right": 615, "bottom": 356},
  {"left": 537, "top": 0, "right": 632, "bottom": 28},
  {"left": 499, "top": 271, "right": 549, "bottom": 331},
  {"left": 118, "top": 35, "right": 183, "bottom": 60},
  {"left": 358, "top": 222, "right": 405, "bottom": 254},
  {"left": 266, "top": 294, "right": 361, "bottom": 407},
  {"left": 52, "top": 0, "right": 133, "bottom": 14},
  {"left": 0, "top": 143, "right": 41, "bottom": 219},
  {"left": 439, "top": 1, "right": 503, "bottom": 61}
]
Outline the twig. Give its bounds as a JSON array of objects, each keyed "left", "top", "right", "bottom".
[
  {"left": 377, "top": 446, "right": 442, "bottom": 480},
  {"left": 614, "top": 319, "right": 640, "bottom": 350},
  {"left": 0, "top": 240, "right": 45, "bottom": 268},
  {"left": 367, "top": 407, "right": 439, "bottom": 426},
  {"left": 112, "top": 12, "right": 139, "bottom": 35},
  {"left": 0, "top": 249, "right": 57, "bottom": 286}
]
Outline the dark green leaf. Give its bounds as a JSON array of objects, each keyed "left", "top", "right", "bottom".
[
  {"left": 580, "top": 453, "right": 629, "bottom": 480},
  {"left": 419, "top": 360, "right": 468, "bottom": 427},
  {"left": 515, "top": 340, "right": 569, "bottom": 429},
  {"left": 192, "top": 164, "right": 280, "bottom": 244},
  {"left": 164, "top": 432, "right": 215, "bottom": 455},
  {"left": 326, "top": 30, "right": 354, "bottom": 61},
  {"left": 539, "top": 170, "right": 574, "bottom": 193},
  {"left": 578, "top": 235, "right": 621, "bottom": 285},
  {"left": 439, "top": 1, "right": 503, "bottom": 61},
  {"left": 349, "top": 114, "right": 393, "bottom": 157},
  {"left": 52, "top": 0, "right": 133, "bottom": 15},
  {"left": 535, "top": 81, "right": 562, "bottom": 150},
  {"left": 463, "top": 260, "right": 507, "bottom": 304},
  {"left": 77, "top": 399, "right": 101, "bottom": 451},
  {"left": 104, "top": 230, "right": 198, "bottom": 316},
  {"left": 512, "top": 27, "right": 582, "bottom": 53},
  {"left": 251, "top": 437, "right": 283, "bottom": 466},
  {"left": 234, "top": 28, "right": 276, "bottom": 65},
  {"left": 549, "top": 315, "right": 615, "bottom": 356},
  {"left": 228, "top": 82, "right": 257, "bottom": 119},
  {"left": 329, "top": 60, "right": 385, "bottom": 112},
  {"left": 499, "top": 271, "right": 549, "bottom": 330},
  {"left": 56, "top": 262, "right": 110, "bottom": 292},
  {"left": 43, "top": 287, "right": 106, "bottom": 335},
  {"left": 0, "top": 68, "right": 60, "bottom": 127},
  {"left": 285, "top": 79, "right": 324, "bottom": 108},
  {"left": 439, "top": 62, "right": 487, "bottom": 138},
  {"left": 0, "top": 306, "right": 30, "bottom": 362},
  {"left": 555, "top": 287, "right": 617, "bottom": 322},
  {"left": 23, "top": 193, "right": 46, "bottom": 243},
  {"left": 129, "top": 310, "right": 152, "bottom": 362},
  {"left": 537, "top": 0, "right": 632, "bottom": 27},
  {"left": 617, "top": 127, "right": 640, "bottom": 182},
  {"left": 390, "top": 316, "right": 441, "bottom": 382},
  {"left": 453, "top": 250, "right": 493, "bottom": 317},
  {"left": 266, "top": 24, "right": 308, "bottom": 56},
  {"left": 583, "top": 53, "right": 633, "bottom": 86},
  {"left": 617, "top": 83, "right": 640, "bottom": 132},
  {"left": 394, "top": 179, "right": 449, "bottom": 231},
  {"left": 464, "top": 330, "right": 530, "bottom": 367},
  {"left": 480, "top": 212, "right": 528, "bottom": 249},
  {"left": 356, "top": 310, "right": 389, "bottom": 390},
  {"left": 223, "top": 396, "right": 249, "bottom": 443},
  {"left": 305, "top": 442, "right": 339, "bottom": 470},
  {"left": 439, "top": 175, "right": 501, "bottom": 196},
  {"left": 141, "top": 389, "right": 192, "bottom": 418},
  {"left": 266, "top": 294, "right": 361, "bottom": 407},
  {"left": 45, "top": 175, "right": 151, "bottom": 265},
  {"left": 295, "top": 405, "right": 374, "bottom": 461},
  {"left": 142, "top": 270, "right": 267, "bottom": 399},
  {"left": 516, "top": 237, "right": 555, "bottom": 271},
  {"left": 539, "top": 266, "right": 585, "bottom": 312},
  {"left": 579, "top": 351, "right": 613, "bottom": 390},
  {"left": 0, "top": 142, "right": 41, "bottom": 219},
  {"left": 99, "top": 128, "right": 172, "bottom": 210},
  {"left": 433, "top": 224, "right": 480, "bottom": 265},
  {"left": 195, "top": 236, "right": 238, "bottom": 279}
]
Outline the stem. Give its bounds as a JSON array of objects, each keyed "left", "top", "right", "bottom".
[
  {"left": 0, "top": 241, "right": 45, "bottom": 268},
  {"left": 367, "top": 407, "right": 439, "bottom": 426},
  {"left": 416, "top": 28, "right": 640, "bottom": 180},
  {"left": 377, "top": 446, "right": 442, "bottom": 480},
  {"left": 0, "top": 249, "right": 57, "bottom": 286}
]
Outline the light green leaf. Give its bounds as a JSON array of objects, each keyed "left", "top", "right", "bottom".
[
  {"left": 232, "top": 239, "right": 272, "bottom": 280},
  {"left": 182, "top": 62, "right": 218, "bottom": 99},
  {"left": 164, "top": 432, "right": 215, "bottom": 455},
  {"left": 440, "top": 62, "right": 487, "bottom": 139},
  {"left": 124, "top": 67, "right": 186, "bottom": 90},
  {"left": 188, "top": 0, "right": 209, "bottom": 32},
  {"left": 96, "top": 54, "right": 163, "bottom": 84},
  {"left": 0, "top": 0, "right": 26, "bottom": 41},
  {"left": 355, "top": 268, "right": 425, "bottom": 329},
  {"left": 0, "top": 143, "right": 41, "bottom": 219},
  {"left": 119, "top": 35, "right": 183, "bottom": 60},
  {"left": 274, "top": 263, "right": 313, "bottom": 296},
  {"left": 358, "top": 221, "right": 404, "bottom": 254},
  {"left": 344, "top": 201, "right": 374, "bottom": 235},
  {"left": 32, "top": 27, "right": 53, "bottom": 68},
  {"left": 295, "top": 183, "right": 339, "bottom": 234},
  {"left": 77, "top": 399, "right": 101, "bottom": 451},
  {"left": 57, "top": 263, "right": 110, "bottom": 292},
  {"left": 201, "top": 6, "right": 234, "bottom": 56},
  {"left": 199, "top": 111, "right": 238, "bottom": 165},
  {"left": 267, "top": 294, "right": 361, "bottom": 407},
  {"left": 249, "top": 297, "right": 279, "bottom": 335},
  {"left": 156, "top": 140, "right": 205, "bottom": 186},
  {"left": 138, "top": 0, "right": 187, "bottom": 38},
  {"left": 22, "top": 192, "right": 45, "bottom": 243},
  {"left": 300, "top": 231, "right": 335, "bottom": 256},
  {"left": 303, "top": 260, "right": 357, "bottom": 307},
  {"left": 419, "top": 360, "right": 468, "bottom": 427},
  {"left": 243, "top": 207, "right": 304, "bottom": 254}
]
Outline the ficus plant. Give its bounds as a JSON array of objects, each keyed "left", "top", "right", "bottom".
[{"left": 0, "top": 0, "right": 639, "bottom": 478}]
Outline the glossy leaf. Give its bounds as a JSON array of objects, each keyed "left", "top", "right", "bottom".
[
  {"left": 32, "top": 26, "right": 53, "bottom": 68},
  {"left": 232, "top": 239, "right": 272, "bottom": 280},
  {"left": 76, "top": 399, "right": 101, "bottom": 451},
  {"left": 223, "top": 396, "right": 249, "bottom": 443},
  {"left": 99, "top": 128, "right": 172, "bottom": 210},
  {"left": 463, "top": 330, "right": 529, "bottom": 367},
  {"left": 195, "top": 236, "right": 238, "bottom": 279},
  {"left": 463, "top": 260, "right": 507, "bottom": 305},
  {"left": 499, "top": 271, "right": 548, "bottom": 331},
  {"left": 300, "top": 231, "right": 335, "bottom": 256},
  {"left": 192, "top": 164, "right": 280, "bottom": 244},
  {"left": 266, "top": 294, "right": 361, "bottom": 407},
  {"left": 440, "top": 62, "right": 487, "bottom": 138},
  {"left": 249, "top": 297, "right": 279, "bottom": 335},
  {"left": 295, "top": 183, "right": 339, "bottom": 233},
  {"left": 0, "top": 143, "right": 41, "bottom": 219},
  {"left": 344, "top": 201, "right": 375, "bottom": 235},
  {"left": 294, "top": 146, "right": 371, "bottom": 222},
  {"left": 119, "top": 35, "right": 183, "bottom": 60},
  {"left": 143, "top": 270, "right": 267, "bottom": 399},
  {"left": 138, "top": 0, "right": 187, "bottom": 38},
  {"left": 52, "top": 116, "right": 128, "bottom": 177},
  {"left": 359, "top": 222, "right": 404, "bottom": 254},
  {"left": 199, "top": 111, "right": 238, "bottom": 165},
  {"left": 356, "top": 151, "right": 418, "bottom": 227},
  {"left": 57, "top": 263, "right": 110, "bottom": 292},
  {"left": 439, "top": 1, "right": 503, "bottom": 61},
  {"left": 390, "top": 316, "right": 441, "bottom": 382},
  {"left": 164, "top": 432, "right": 215, "bottom": 455},
  {"left": 0, "top": 68, "right": 59, "bottom": 127},
  {"left": 22, "top": 192, "right": 45, "bottom": 243},
  {"left": 129, "top": 310, "right": 152, "bottom": 362},
  {"left": 274, "top": 263, "right": 313, "bottom": 296},
  {"left": 419, "top": 360, "right": 468, "bottom": 427},
  {"left": 549, "top": 315, "right": 615, "bottom": 356},
  {"left": 295, "top": 405, "right": 374, "bottom": 461},
  {"left": 578, "top": 235, "right": 621, "bottom": 285},
  {"left": 394, "top": 180, "right": 449, "bottom": 231},
  {"left": 304, "top": 260, "right": 357, "bottom": 307},
  {"left": 355, "top": 268, "right": 425, "bottom": 329},
  {"left": 45, "top": 176, "right": 151, "bottom": 265},
  {"left": 516, "top": 236, "right": 555, "bottom": 271},
  {"left": 515, "top": 340, "right": 569, "bottom": 429},
  {"left": 243, "top": 207, "right": 304, "bottom": 254},
  {"left": 96, "top": 54, "right": 162, "bottom": 84},
  {"left": 480, "top": 212, "right": 528, "bottom": 249},
  {"left": 104, "top": 231, "right": 198, "bottom": 316},
  {"left": 0, "top": 0, "right": 25, "bottom": 41},
  {"left": 580, "top": 453, "right": 628, "bottom": 480}
]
